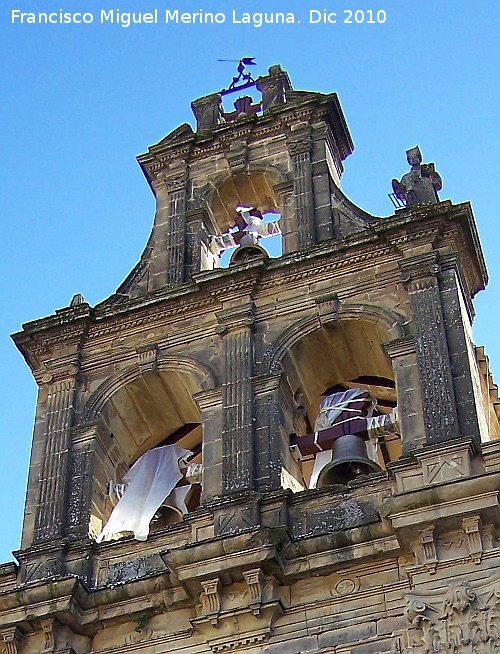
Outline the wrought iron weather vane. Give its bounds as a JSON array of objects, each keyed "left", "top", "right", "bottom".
[{"left": 218, "top": 57, "right": 257, "bottom": 96}]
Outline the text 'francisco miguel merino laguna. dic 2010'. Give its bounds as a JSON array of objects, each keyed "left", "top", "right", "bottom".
[{"left": 11, "top": 8, "right": 388, "bottom": 27}]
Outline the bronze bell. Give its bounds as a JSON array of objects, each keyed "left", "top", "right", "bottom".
[{"left": 316, "top": 434, "right": 382, "bottom": 487}]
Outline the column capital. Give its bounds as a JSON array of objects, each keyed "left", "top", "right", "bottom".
[
  {"left": 383, "top": 335, "right": 416, "bottom": 359},
  {"left": 216, "top": 301, "right": 256, "bottom": 334},
  {"left": 399, "top": 252, "right": 440, "bottom": 284},
  {"left": 286, "top": 123, "right": 313, "bottom": 156}
]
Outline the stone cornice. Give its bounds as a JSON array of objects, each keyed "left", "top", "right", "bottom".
[
  {"left": 11, "top": 316, "right": 90, "bottom": 379},
  {"left": 12, "top": 200, "right": 484, "bottom": 383},
  {"left": 137, "top": 91, "right": 352, "bottom": 188},
  {"left": 374, "top": 200, "right": 487, "bottom": 296}
]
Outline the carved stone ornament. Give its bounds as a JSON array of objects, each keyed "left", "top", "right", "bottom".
[
  {"left": 136, "top": 343, "right": 159, "bottom": 373},
  {"left": 404, "top": 576, "right": 500, "bottom": 653},
  {"left": 287, "top": 134, "right": 313, "bottom": 157},
  {"left": 314, "top": 292, "right": 340, "bottom": 326},
  {"left": 226, "top": 140, "right": 248, "bottom": 172},
  {"left": 1, "top": 627, "right": 21, "bottom": 654}
]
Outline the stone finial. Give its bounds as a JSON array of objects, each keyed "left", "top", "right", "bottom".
[
  {"left": 191, "top": 93, "right": 224, "bottom": 132},
  {"left": 256, "top": 65, "right": 292, "bottom": 112},
  {"left": 392, "top": 146, "right": 442, "bottom": 207},
  {"left": 70, "top": 293, "right": 86, "bottom": 307}
]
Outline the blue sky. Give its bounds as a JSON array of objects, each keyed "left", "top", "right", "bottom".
[{"left": 1, "top": 0, "right": 499, "bottom": 562}]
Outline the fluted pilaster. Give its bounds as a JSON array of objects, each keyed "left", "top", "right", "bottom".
[
  {"left": 34, "top": 377, "right": 78, "bottom": 542},
  {"left": 288, "top": 126, "right": 315, "bottom": 250},
  {"left": 217, "top": 303, "right": 256, "bottom": 493}
]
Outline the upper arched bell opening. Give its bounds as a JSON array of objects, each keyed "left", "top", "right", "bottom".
[{"left": 209, "top": 171, "right": 280, "bottom": 233}]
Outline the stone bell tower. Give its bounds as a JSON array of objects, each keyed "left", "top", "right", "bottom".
[{"left": 2, "top": 63, "right": 500, "bottom": 654}]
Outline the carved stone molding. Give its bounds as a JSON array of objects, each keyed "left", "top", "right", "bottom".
[
  {"left": 404, "top": 576, "right": 500, "bottom": 653},
  {"left": 191, "top": 601, "right": 283, "bottom": 653}
]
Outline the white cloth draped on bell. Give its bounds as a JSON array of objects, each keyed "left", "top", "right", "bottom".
[
  {"left": 96, "top": 444, "right": 192, "bottom": 542},
  {"left": 313, "top": 387, "right": 374, "bottom": 432}
]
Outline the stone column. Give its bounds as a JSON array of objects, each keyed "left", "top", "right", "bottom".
[
  {"left": 400, "top": 253, "right": 460, "bottom": 444},
  {"left": 253, "top": 373, "right": 284, "bottom": 492},
  {"left": 194, "top": 388, "right": 223, "bottom": 501},
  {"left": 33, "top": 375, "right": 79, "bottom": 543},
  {"left": 287, "top": 124, "right": 316, "bottom": 250},
  {"left": 311, "top": 125, "right": 336, "bottom": 242},
  {"left": 165, "top": 173, "right": 188, "bottom": 287},
  {"left": 384, "top": 336, "right": 426, "bottom": 455},
  {"left": 216, "top": 302, "right": 256, "bottom": 493},
  {"left": 149, "top": 176, "right": 170, "bottom": 290}
]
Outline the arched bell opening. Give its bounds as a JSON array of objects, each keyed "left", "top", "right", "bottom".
[
  {"left": 210, "top": 171, "right": 280, "bottom": 231},
  {"left": 205, "top": 171, "right": 283, "bottom": 267},
  {"left": 88, "top": 368, "right": 204, "bottom": 541},
  {"left": 280, "top": 319, "right": 402, "bottom": 490}
]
